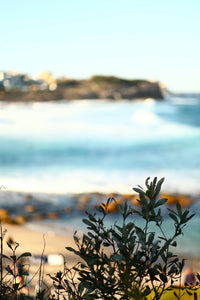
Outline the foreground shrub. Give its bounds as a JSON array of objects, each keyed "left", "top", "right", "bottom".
[
  {"left": 49, "top": 177, "right": 196, "bottom": 300},
  {"left": 0, "top": 177, "right": 199, "bottom": 299},
  {"left": 0, "top": 239, "right": 31, "bottom": 299}
]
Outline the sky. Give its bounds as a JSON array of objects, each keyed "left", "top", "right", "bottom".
[{"left": 1, "top": 0, "right": 200, "bottom": 92}]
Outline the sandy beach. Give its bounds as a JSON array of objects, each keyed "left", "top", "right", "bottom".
[
  {"left": 3, "top": 223, "right": 75, "bottom": 256},
  {"left": 1, "top": 223, "right": 78, "bottom": 297}
]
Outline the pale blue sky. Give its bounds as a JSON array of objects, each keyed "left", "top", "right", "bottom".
[{"left": 1, "top": 0, "right": 200, "bottom": 91}]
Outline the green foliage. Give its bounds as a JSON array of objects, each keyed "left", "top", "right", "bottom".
[
  {"left": 0, "top": 241, "right": 31, "bottom": 299},
  {"left": 89, "top": 75, "right": 149, "bottom": 87},
  {"left": 0, "top": 177, "right": 199, "bottom": 299},
  {"left": 48, "top": 177, "right": 196, "bottom": 300},
  {"left": 1, "top": 242, "right": 31, "bottom": 295},
  {"left": 57, "top": 78, "right": 79, "bottom": 88}
]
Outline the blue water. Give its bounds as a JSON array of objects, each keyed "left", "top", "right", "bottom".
[
  {"left": 0, "top": 97, "right": 200, "bottom": 255},
  {"left": 0, "top": 97, "right": 200, "bottom": 195}
]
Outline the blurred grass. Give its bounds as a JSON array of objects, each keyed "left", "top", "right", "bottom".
[{"left": 148, "top": 287, "right": 200, "bottom": 299}]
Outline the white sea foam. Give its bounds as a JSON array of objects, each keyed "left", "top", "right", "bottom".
[
  {"left": 0, "top": 99, "right": 200, "bottom": 195},
  {"left": 167, "top": 96, "right": 200, "bottom": 105},
  {"left": 1, "top": 168, "right": 200, "bottom": 196}
]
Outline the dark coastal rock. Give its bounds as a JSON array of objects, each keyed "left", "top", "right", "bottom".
[
  {"left": 76, "top": 203, "right": 87, "bottom": 211},
  {"left": 0, "top": 208, "right": 9, "bottom": 219},
  {"left": 64, "top": 206, "right": 72, "bottom": 213},
  {"left": 160, "top": 193, "right": 196, "bottom": 207},
  {"left": 78, "top": 195, "right": 91, "bottom": 204},
  {"left": 25, "top": 205, "right": 35, "bottom": 213},
  {"left": 15, "top": 215, "right": 28, "bottom": 224},
  {"left": 46, "top": 212, "right": 59, "bottom": 219},
  {"left": 0, "top": 189, "right": 197, "bottom": 226},
  {"left": 34, "top": 213, "right": 44, "bottom": 220}
]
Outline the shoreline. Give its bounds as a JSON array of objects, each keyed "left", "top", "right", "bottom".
[
  {"left": 0, "top": 189, "right": 199, "bottom": 258},
  {"left": 0, "top": 189, "right": 198, "bottom": 226}
]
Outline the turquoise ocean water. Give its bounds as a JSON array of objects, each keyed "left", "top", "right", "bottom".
[{"left": 0, "top": 97, "right": 200, "bottom": 254}]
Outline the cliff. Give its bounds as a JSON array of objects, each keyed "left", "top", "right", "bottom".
[{"left": 0, "top": 76, "right": 166, "bottom": 101}]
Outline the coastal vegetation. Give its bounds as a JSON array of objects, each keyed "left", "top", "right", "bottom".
[
  {"left": 0, "top": 75, "right": 166, "bottom": 101},
  {"left": 0, "top": 177, "right": 199, "bottom": 299}
]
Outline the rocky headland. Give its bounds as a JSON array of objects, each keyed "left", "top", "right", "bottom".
[{"left": 0, "top": 76, "right": 166, "bottom": 101}]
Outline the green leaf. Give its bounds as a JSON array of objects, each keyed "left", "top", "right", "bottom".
[
  {"left": 196, "top": 273, "right": 200, "bottom": 282},
  {"left": 131, "top": 208, "right": 142, "bottom": 216},
  {"left": 10, "top": 255, "right": 16, "bottom": 262},
  {"left": 186, "top": 290, "right": 192, "bottom": 295},
  {"left": 13, "top": 283, "right": 20, "bottom": 290},
  {"left": 160, "top": 273, "right": 168, "bottom": 283},
  {"left": 17, "top": 252, "right": 31, "bottom": 261},
  {"left": 152, "top": 177, "right": 157, "bottom": 189},
  {"left": 143, "top": 285, "right": 151, "bottom": 296},
  {"left": 111, "top": 253, "right": 123, "bottom": 261},
  {"left": 96, "top": 205, "right": 105, "bottom": 214},
  {"left": 145, "top": 177, "right": 151, "bottom": 188},
  {"left": 23, "top": 270, "right": 29, "bottom": 276},
  {"left": 176, "top": 201, "right": 182, "bottom": 217},
  {"left": 154, "top": 177, "right": 165, "bottom": 197},
  {"left": 135, "top": 226, "right": 145, "bottom": 243},
  {"left": 103, "top": 242, "right": 110, "bottom": 247},
  {"left": 133, "top": 188, "right": 145, "bottom": 195},
  {"left": 48, "top": 274, "right": 59, "bottom": 281},
  {"left": 171, "top": 241, "right": 177, "bottom": 247},
  {"left": 173, "top": 291, "right": 178, "bottom": 298},
  {"left": 0, "top": 254, "right": 11, "bottom": 261},
  {"left": 154, "top": 198, "right": 167, "bottom": 208},
  {"left": 88, "top": 214, "right": 97, "bottom": 222},
  {"left": 116, "top": 204, "right": 123, "bottom": 215},
  {"left": 159, "top": 239, "right": 171, "bottom": 256},
  {"left": 66, "top": 247, "right": 76, "bottom": 252},
  {"left": 169, "top": 213, "right": 178, "bottom": 223},
  {"left": 83, "top": 219, "right": 95, "bottom": 227},
  {"left": 185, "top": 213, "right": 195, "bottom": 223},
  {"left": 147, "top": 232, "right": 155, "bottom": 245},
  {"left": 74, "top": 234, "right": 80, "bottom": 244},
  {"left": 167, "top": 208, "right": 177, "bottom": 214},
  {"left": 140, "top": 193, "right": 148, "bottom": 207},
  {"left": 78, "top": 282, "right": 85, "bottom": 296},
  {"left": 6, "top": 265, "right": 13, "bottom": 275},
  {"left": 7, "top": 242, "right": 13, "bottom": 250}
]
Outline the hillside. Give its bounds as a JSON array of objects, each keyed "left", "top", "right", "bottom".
[{"left": 0, "top": 76, "right": 166, "bottom": 101}]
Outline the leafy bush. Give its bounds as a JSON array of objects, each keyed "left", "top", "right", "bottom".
[
  {"left": 0, "top": 177, "right": 199, "bottom": 299},
  {"left": 49, "top": 177, "right": 196, "bottom": 300},
  {"left": 0, "top": 239, "right": 31, "bottom": 299}
]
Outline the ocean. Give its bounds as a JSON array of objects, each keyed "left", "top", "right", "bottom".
[{"left": 0, "top": 97, "right": 200, "bottom": 255}]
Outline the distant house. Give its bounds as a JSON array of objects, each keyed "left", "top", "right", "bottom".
[
  {"left": 0, "top": 71, "right": 26, "bottom": 91},
  {"left": 0, "top": 71, "right": 57, "bottom": 92}
]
